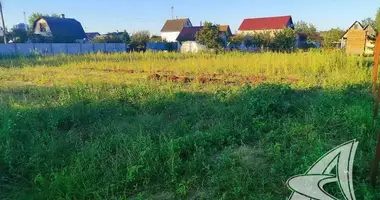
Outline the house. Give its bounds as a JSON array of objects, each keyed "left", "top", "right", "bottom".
[
  {"left": 219, "top": 25, "right": 232, "bottom": 46},
  {"left": 86, "top": 32, "right": 101, "bottom": 40},
  {"left": 341, "top": 21, "right": 377, "bottom": 54},
  {"left": 238, "top": 15, "right": 294, "bottom": 36},
  {"left": 161, "top": 18, "right": 192, "bottom": 42},
  {"left": 176, "top": 26, "right": 202, "bottom": 43},
  {"left": 33, "top": 14, "right": 86, "bottom": 43},
  {"left": 14, "top": 23, "right": 29, "bottom": 31},
  {"left": 177, "top": 25, "right": 231, "bottom": 44}
]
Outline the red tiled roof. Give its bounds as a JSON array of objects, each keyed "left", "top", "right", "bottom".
[{"left": 238, "top": 15, "right": 293, "bottom": 31}]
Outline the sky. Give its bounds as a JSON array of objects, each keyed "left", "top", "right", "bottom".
[{"left": 2, "top": 0, "right": 379, "bottom": 35}]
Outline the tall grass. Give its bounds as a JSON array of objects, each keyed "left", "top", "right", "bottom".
[{"left": 0, "top": 51, "right": 379, "bottom": 199}]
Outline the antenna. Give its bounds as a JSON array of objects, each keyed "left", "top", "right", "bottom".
[
  {"left": 23, "top": 10, "right": 27, "bottom": 30},
  {"left": 171, "top": 6, "right": 174, "bottom": 19}
]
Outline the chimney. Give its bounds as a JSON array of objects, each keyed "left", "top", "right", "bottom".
[
  {"left": 200, "top": 21, "right": 203, "bottom": 26},
  {"left": 60, "top": 14, "right": 65, "bottom": 19}
]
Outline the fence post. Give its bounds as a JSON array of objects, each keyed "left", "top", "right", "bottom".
[
  {"left": 13, "top": 43, "right": 17, "bottom": 55},
  {"left": 50, "top": 43, "right": 53, "bottom": 55}
]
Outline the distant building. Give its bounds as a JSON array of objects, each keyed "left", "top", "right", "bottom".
[
  {"left": 340, "top": 21, "right": 377, "bottom": 54},
  {"left": 14, "top": 23, "right": 29, "bottom": 31},
  {"left": 33, "top": 14, "right": 86, "bottom": 43},
  {"left": 161, "top": 18, "right": 192, "bottom": 42},
  {"left": 238, "top": 15, "right": 294, "bottom": 36},
  {"left": 86, "top": 32, "right": 101, "bottom": 40}
]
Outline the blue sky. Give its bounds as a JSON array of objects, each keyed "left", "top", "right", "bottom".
[{"left": 2, "top": 0, "right": 379, "bottom": 34}]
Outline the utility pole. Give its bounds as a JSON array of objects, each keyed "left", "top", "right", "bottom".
[{"left": 0, "top": 1, "right": 7, "bottom": 43}]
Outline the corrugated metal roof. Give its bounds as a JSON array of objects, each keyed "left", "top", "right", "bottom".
[{"left": 238, "top": 16, "right": 292, "bottom": 31}]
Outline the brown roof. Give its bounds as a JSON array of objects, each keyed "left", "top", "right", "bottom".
[
  {"left": 161, "top": 18, "right": 191, "bottom": 32},
  {"left": 219, "top": 25, "right": 232, "bottom": 35}
]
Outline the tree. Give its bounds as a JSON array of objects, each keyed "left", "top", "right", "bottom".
[
  {"left": 272, "top": 28, "right": 297, "bottom": 52},
  {"left": 149, "top": 35, "right": 163, "bottom": 43},
  {"left": 376, "top": 8, "right": 380, "bottom": 32},
  {"left": 295, "top": 21, "right": 317, "bottom": 35},
  {"left": 322, "top": 28, "right": 344, "bottom": 48},
  {"left": 196, "top": 22, "right": 223, "bottom": 49},
  {"left": 228, "top": 34, "right": 244, "bottom": 48},
  {"left": 129, "top": 31, "right": 150, "bottom": 51},
  {"left": 122, "top": 31, "right": 130, "bottom": 44},
  {"left": 362, "top": 17, "right": 376, "bottom": 28},
  {"left": 9, "top": 28, "right": 28, "bottom": 43},
  {"left": 29, "top": 13, "right": 59, "bottom": 29}
]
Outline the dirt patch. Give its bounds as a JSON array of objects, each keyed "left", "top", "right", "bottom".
[{"left": 149, "top": 73, "right": 161, "bottom": 80}]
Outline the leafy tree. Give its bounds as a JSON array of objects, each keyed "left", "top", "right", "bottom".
[
  {"left": 129, "top": 31, "right": 150, "bottom": 51},
  {"left": 9, "top": 28, "right": 28, "bottom": 43},
  {"left": 254, "top": 31, "right": 273, "bottom": 49},
  {"left": 295, "top": 21, "right": 317, "bottom": 35},
  {"left": 272, "top": 28, "right": 297, "bottom": 52},
  {"left": 29, "top": 13, "right": 59, "bottom": 29},
  {"left": 362, "top": 18, "right": 376, "bottom": 28},
  {"left": 322, "top": 28, "right": 344, "bottom": 48},
  {"left": 196, "top": 22, "right": 223, "bottom": 49},
  {"left": 228, "top": 34, "right": 244, "bottom": 48},
  {"left": 122, "top": 31, "right": 130, "bottom": 44},
  {"left": 376, "top": 8, "right": 380, "bottom": 32},
  {"left": 149, "top": 35, "right": 163, "bottom": 43}
]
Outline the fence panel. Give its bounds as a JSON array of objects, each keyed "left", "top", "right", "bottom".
[
  {"left": 52, "top": 43, "right": 67, "bottom": 55},
  {"left": 82, "top": 44, "right": 94, "bottom": 53},
  {"left": 34, "top": 44, "right": 53, "bottom": 55},
  {"left": 15, "top": 44, "right": 34, "bottom": 55},
  {"left": 0, "top": 44, "right": 16, "bottom": 55},
  {"left": 67, "top": 44, "right": 81, "bottom": 54},
  {"left": 94, "top": 44, "right": 106, "bottom": 53},
  {"left": 0, "top": 43, "right": 128, "bottom": 55}
]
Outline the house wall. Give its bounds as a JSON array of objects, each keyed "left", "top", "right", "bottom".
[
  {"left": 342, "top": 21, "right": 363, "bottom": 39},
  {"left": 237, "top": 29, "right": 284, "bottom": 37},
  {"left": 34, "top": 19, "right": 52, "bottom": 36},
  {"left": 161, "top": 32, "right": 181, "bottom": 42},
  {"left": 365, "top": 26, "right": 377, "bottom": 38}
]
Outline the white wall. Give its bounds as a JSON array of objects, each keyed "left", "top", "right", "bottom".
[{"left": 161, "top": 32, "right": 181, "bottom": 42}]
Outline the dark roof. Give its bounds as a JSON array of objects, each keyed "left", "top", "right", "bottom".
[
  {"left": 176, "top": 26, "right": 202, "bottom": 42},
  {"left": 238, "top": 15, "right": 293, "bottom": 31},
  {"left": 86, "top": 32, "right": 100, "bottom": 39},
  {"left": 161, "top": 18, "right": 191, "bottom": 32},
  {"left": 33, "top": 16, "right": 86, "bottom": 41}
]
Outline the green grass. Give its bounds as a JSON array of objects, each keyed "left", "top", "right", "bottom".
[{"left": 1, "top": 51, "right": 380, "bottom": 199}]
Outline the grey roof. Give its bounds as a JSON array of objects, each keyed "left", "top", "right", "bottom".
[{"left": 33, "top": 16, "right": 86, "bottom": 42}]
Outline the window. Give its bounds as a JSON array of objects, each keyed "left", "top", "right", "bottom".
[
  {"left": 354, "top": 24, "right": 359, "bottom": 29},
  {"left": 40, "top": 23, "right": 47, "bottom": 32}
]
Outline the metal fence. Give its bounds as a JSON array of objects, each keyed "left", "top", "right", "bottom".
[{"left": 0, "top": 43, "right": 128, "bottom": 55}]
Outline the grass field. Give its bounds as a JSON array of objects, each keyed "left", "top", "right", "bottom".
[{"left": 1, "top": 51, "right": 380, "bottom": 199}]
